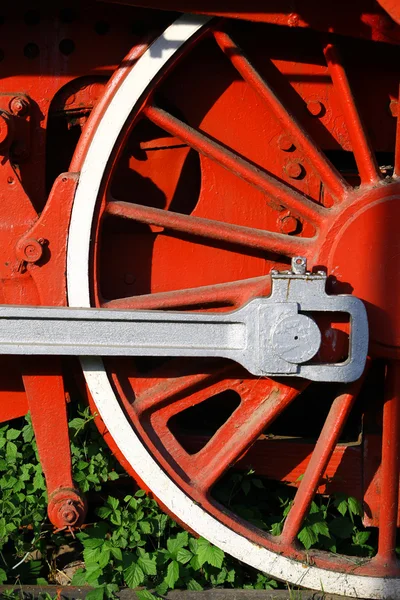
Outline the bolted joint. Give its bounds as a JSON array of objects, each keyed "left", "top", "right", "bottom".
[
  {"left": 278, "top": 213, "right": 300, "bottom": 234},
  {"left": 9, "top": 96, "right": 30, "bottom": 117},
  {"left": 48, "top": 488, "right": 87, "bottom": 529},
  {"left": 306, "top": 100, "right": 325, "bottom": 117},
  {"left": 284, "top": 161, "right": 304, "bottom": 180},
  {"left": 16, "top": 237, "right": 46, "bottom": 264}
]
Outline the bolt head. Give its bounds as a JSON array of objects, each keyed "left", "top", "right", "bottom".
[
  {"left": 307, "top": 100, "right": 324, "bottom": 117},
  {"left": 288, "top": 12, "right": 299, "bottom": 26},
  {"left": 277, "top": 134, "right": 294, "bottom": 152},
  {"left": 285, "top": 161, "right": 303, "bottom": 180},
  {"left": 10, "top": 96, "right": 29, "bottom": 116},
  {"left": 279, "top": 215, "right": 299, "bottom": 234},
  {"left": 16, "top": 238, "right": 44, "bottom": 263},
  {"left": 61, "top": 508, "right": 78, "bottom": 524}
]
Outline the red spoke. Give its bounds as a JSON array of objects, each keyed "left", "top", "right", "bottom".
[
  {"left": 375, "top": 362, "right": 400, "bottom": 566},
  {"left": 214, "top": 30, "right": 350, "bottom": 202},
  {"left": 103, "top": 275, "right": 271, "bottom": 310},
  {"left": 106, "top": 200, "right": 313, "bottom": 257},
  {"left": 279, "top": 379, "right": 363, "bottom": 546},
  {"left": 191, "top": 381, "right": 307, "bottom": 492},
  {"left": 144, "top": 105, "right": 327, "bottom": 227},
  {"left": 134, "top": 364, "right": 233, "bottom": 417},
  {"left": 395, "top": 84, "right": 400, "bottom": 177},
  {"left": 324, "top": 44, "right": 380, "bottom": 185}
]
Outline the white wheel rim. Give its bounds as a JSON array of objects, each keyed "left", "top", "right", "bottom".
[{"left": 66, "top": 15, "right": 398, "bottom": 598}]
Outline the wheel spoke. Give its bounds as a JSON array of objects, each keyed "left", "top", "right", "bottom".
[
  {"left": 105, "top": 199, "right": 314, "bottom": 257},
  {"left": 395, "top": 84, "right": 400, "bottom": 177},
  {"left": 375, "top": 361, "right": 400, "bottom": 566},
  {"left": 191, "top": 380, "right": 307, "bottom": 492},
  {"left": 144, "top": 105, "right": 327, "bottom": 227},
  {"left": 102, "top": 275, "right": 271, "bottom": 310},
  {"left": 134, "top": 361, "right": 235, "bottom": 417},
  {"left": 214, "top": 30, "right": 350, "bottom": 202},
  {"left": 324, "top": 44, "right": 380, "bottom": 185},
  {"left": 279, "top": 378, "right": 363, "bottom": 546}
]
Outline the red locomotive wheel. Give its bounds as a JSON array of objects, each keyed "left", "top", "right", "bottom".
[{"left": 67, "top": 15, "right": 400, "bottom": 598}]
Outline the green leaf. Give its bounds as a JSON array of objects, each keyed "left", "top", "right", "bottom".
[
  {"left": 124, "top": 562, "right": 144, "bottom": 588},
  {"left": 241, "top": 479, "right": 251, "bottom": 496},
  {"left": 353, "top": 530, "right": 370, "bottom": 545},
  {"left": 177, "top": 548, "right": 192, "bottom": 565},
  {"left": 136, "top": 591, "right": 158, "bottom": 600},
  {"left": 84, "top": 546, "right": 103, "bottom": 566},
  {"left": 187, "top": 578, "right": 203, "bottom": 591},
  {"left": 329, "top": 517, "right": 354, "bottom": 540},
  {"left": 110, "top": 546, "right": 122, "bottom": 561},
  {"left": 348, "top": 496, "right": 363, "bottom": 517},
  {"left": 71, "top": 569, "right": 87, "bottom": 586},
  {"left": 6, "top": 441, "right": 17, "bottom": 461},
  {"left": 137, "top": 553, "right": 157, "bottom": 576},
  {"left": 139, "top": 520, "right": 152, "bottom": 534},
  {"left": 167, "top": 531, "right": 188, "bottom": 556},
  {"left": 165, "top": 560, "right": 180, "bottom": 589},
  {"left": 83, "top": 537, "right": 104, "bottom": 549},
  {"left": 107, "top": 496, "right": 120, "bottom": 511},
  {"left": 6, "top": 429, "right": 20, "bottom": 441},
  {"left": 97, "top": 506, "right": 113, "bottom": 520},
  {"left": 196, "top": 537, "right": 224, "bottom": 568},
  {"left": 85, "top": 587, "right": 105, "bottom": 600},
  {"left": 298, "top": 525, "right": 317, "bottom": 549},
  {"left": 0, "top": 568, "right": 7, "bottom": 584}
]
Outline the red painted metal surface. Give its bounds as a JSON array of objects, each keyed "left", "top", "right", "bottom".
[{"left": 0, "top": 0, "right": 400, "bottom": 586}]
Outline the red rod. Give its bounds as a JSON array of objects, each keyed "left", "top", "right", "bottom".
[
  {"left": 106, "top": 199, "right": 313, "bottom": 257},
  {"left": 214, "top": 30, "right": 350, "bottom": 202},
  {"left": 376, "top": 362, "right": 400, "bottom": 566},
  {"left": 144, "top": 104, "right": 327, "bottom": 227},
  {"left": 279, "top": 383, "right": 360, "bottom": 546},
  {"left": 324, "top": 44, "right": 380, "bottom": 185}
]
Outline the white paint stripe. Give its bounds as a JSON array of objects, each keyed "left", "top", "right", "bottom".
[{"left": 67, "top": 15, "right": 398, "bottom": 599}]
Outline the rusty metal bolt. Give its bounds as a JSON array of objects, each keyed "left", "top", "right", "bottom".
[
  {"left": 285, "top": 161, "right": 304, "bottom": 180},
  {"left": 287, "top": 12, "right": 299, "bottom": 26},
  {"left": 10, "top": 96, "right": 29, "bottom": 117},
  {"left": 277, "top": 134, "right": 294, "bottom": 152},
  {"left": 16, "top": 237, "right": 45, "bottom": 263},
  {"left": 59, "top": 500, "right": 80, "bottom": 526},
  {"left": 307, "top": 100, "right": 324, "bottom": 117},
  {"left": 279, "top": 214, "right": 299, "bottom": 234},
  {"left": 0, "top": 112, "right": 12, "bottom": 149}
]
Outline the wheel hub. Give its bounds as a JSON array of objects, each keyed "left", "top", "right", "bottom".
[{"left": 327, "top": 189, "right": 400, "bottom": 350}]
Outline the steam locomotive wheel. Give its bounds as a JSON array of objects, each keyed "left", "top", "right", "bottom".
[{"left": 67, "top": 15, "right": 400, "bottom": 598}]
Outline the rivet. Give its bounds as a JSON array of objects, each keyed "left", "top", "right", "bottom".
[
  {"left": 285, "top": 161, "right": 304, "bottom": 180},
  {"left": 10, "top": 96, "right": 29, "bottom": 116},
  {"left": 277, "top": 134, "right": 294, "bottom": 152},
  {"left": 307, "top": 100, "right": 324, "bottom": 117}
]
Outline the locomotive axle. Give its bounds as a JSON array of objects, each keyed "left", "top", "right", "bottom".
[{"left": 0, "top": 258, "right": 368, "bottom": 382}]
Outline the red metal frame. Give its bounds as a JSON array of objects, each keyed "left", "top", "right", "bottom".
[{"left": 0, "top": 0, "right": 399, "bottom": 585}]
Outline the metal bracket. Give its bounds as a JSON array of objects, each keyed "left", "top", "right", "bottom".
[{"left": 0, "top": 258, "right": 368, "bottom": 382}]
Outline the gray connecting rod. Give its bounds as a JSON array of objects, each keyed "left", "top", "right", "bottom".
[{"left": 0, "top": 260, "right": 369, "bottom": 383}]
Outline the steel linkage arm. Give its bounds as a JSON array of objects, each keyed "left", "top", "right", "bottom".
[{"left": 0, "top": 258, "right": 368, "bottom": 383}]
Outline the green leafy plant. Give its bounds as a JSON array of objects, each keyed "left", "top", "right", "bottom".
[{"left": 0, "top": 406, "right": 376, "bottom": 599}]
